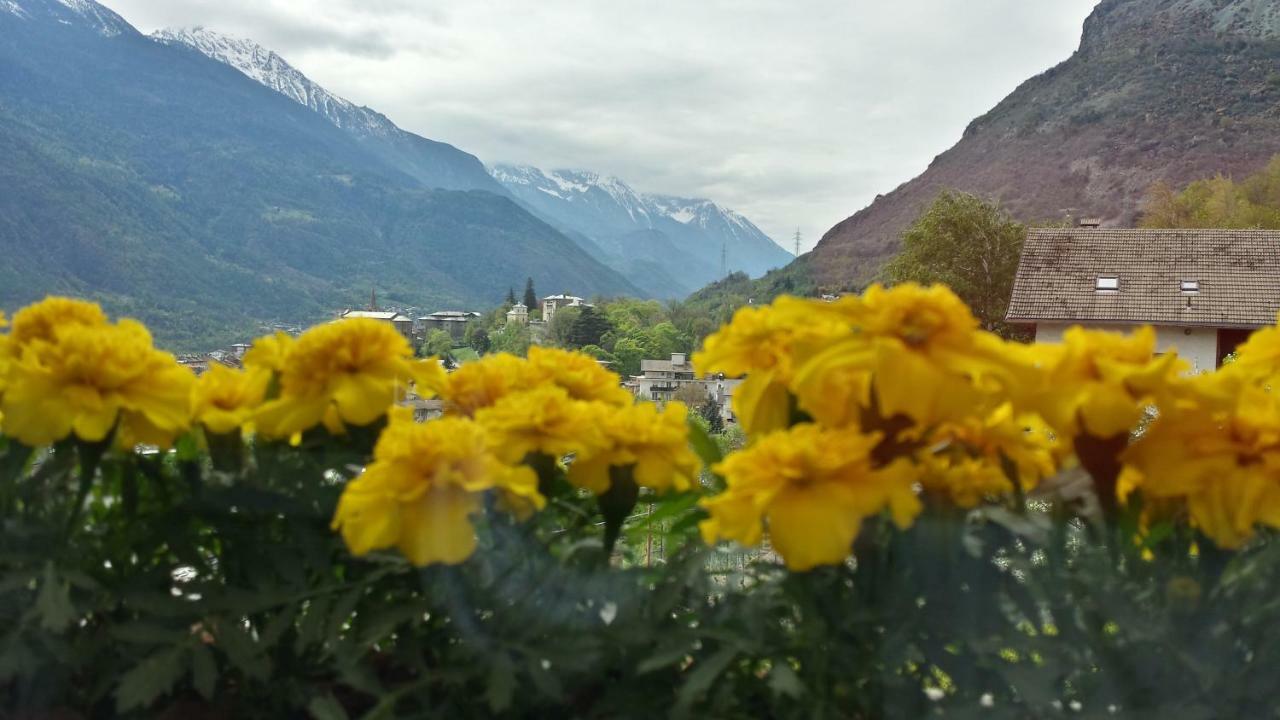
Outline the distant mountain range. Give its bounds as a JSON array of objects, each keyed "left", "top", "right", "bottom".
[
  {"left": 150, "top": 27, "right": 506, "bottom": 196},
  {"left": 0, "top": 0, "right": 648, "bottom": 348},
  {"left": 803, "top": 0, "right": 1280, "bottom": 290},
  {"left": 491, "top": 165, "right": 793, "bottom": 297},
  {"left": 152, "top": 25, "right": 790, "bottom": 300}
]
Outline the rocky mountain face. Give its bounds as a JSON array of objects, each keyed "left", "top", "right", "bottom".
[
  {"left": 809, "top": 0, "right": 1280, "bottom": 289},
  {"left": 0, "top": 0, "right": 641, "bottom": 348},
  {"left": 491, "top": 165, "right": 793, "bottom": 298},
  {"left": 153, "top": 27, "right": 504, "bottom": 194}
]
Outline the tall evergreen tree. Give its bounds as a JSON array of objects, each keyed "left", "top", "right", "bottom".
[
  {"left": 505, "top": 287, "right": 517, "bottom": 307},
  {"left": 699, "top": 395, "right": 725, "bottom": 435},
  {"left": 523, "top": 278, "right": 537, "bottom": 311},
  {"left": 569, "top": 306, "right": 612, "bottom": 348}
]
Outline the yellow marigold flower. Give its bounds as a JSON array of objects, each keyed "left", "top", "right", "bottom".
[
  {"left": 791, "top": 283, "right": 1018, "bottom": 428},
  {"left": 254, "top": 319, "right": 435, "bottom": 438},
  {"left": 1027, "top": 326, "right": 1184, "bottom": 439},
  {"left": 1123, "top": 377, "right": 1280, "bottom": 549},
  {"left": 700, "top": 424, "right": 921, "bottom": 571},
  {"left": 190, "top": 364, "right": 270, "bottom": 435},
  {"left": 527, "top": 346, "right": 632, "bottom": 406},
  {"left": 918, "top": 403, "right": 1058, "bottom": 507},
  {"left": 694, "top": 296, "right": 851, "bottom": 380},
  {"left": 432, "top": 352, "right": 533, "bottom": 417},
  {"left": 1230, "top": 316, "right": 1280, "bottom": 383},
  {"left": 242, "top": 330, "right": 294, "bottom": 374},
  {"left": 567, "top": 401, "right": 700, "bottom": 495},
  {"left": 331, "top": 409, "right": 543, "bottom": 566},
  {"left": 8, "top": 296, "right": 107, "bottom": 349},
  {"left": 2, "top": 318, "right": 193, "bottom": 447},
  {"left": 695, "top": 297, "right": 853, "bottom": 435},
  {"left": 474, "top": 384, "right": 606, "bottom": 464}
]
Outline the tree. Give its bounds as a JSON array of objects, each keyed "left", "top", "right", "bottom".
[
  {"left": 1140, "top": 155, "right": 1280, "bottom": 230},
  {"left": 523, "top": 277, "right": 537, "bottom": 312},
  {"left": 569, "top": 306, "right": 613, "bottom": 348},
  {"left": 489, "top": 322, "right": 531, "bottom": 357},
  {"left": 881, "top": 190, "right": 1026, "bottom": 337},
  {"left": 422, "top": 329, "right": 454, "bottom": 359},
  {"left": 699, "top": 395, "right": 725, "bottom": 435},
  {"left": 467, "top": 325, "right": 490, "bottom": 354},
  {"left": 505, "top": 287, "right": 517, "bottom": 307},
  {"left": 672, "top": 383, "right": 707, "bottom": 406},
  {"left": 547, "top": 306, "right": 582, "bottom": 347}
]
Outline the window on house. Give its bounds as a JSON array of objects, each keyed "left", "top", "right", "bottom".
[
  {"left": 1181, "top": 280, "right": 1200, "bottom": 293},
  {"left": 1095, "top": 276, "right": 1119, "bottom": 291}
]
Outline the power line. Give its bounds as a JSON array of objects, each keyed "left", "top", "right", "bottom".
[{"left": 793, "top": 228, "right": 802, "bottom": 257}]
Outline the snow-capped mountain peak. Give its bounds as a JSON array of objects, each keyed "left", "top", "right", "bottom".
[
  {"left": 153, "top": 27, "right": 393, "bottom": 137},
  {"left": 490, "top": 162, "right": 792, "bottom": 297}
]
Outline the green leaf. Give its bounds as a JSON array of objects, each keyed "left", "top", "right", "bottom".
[
  {"left": 216, "top": 619, "right": 272, "bottom": 681},
  {"left": 115, "top": 646, "right": 188, "bottom": 713},
  {"left": 37, "top": 562, "right": 75, "bottom": 633},
  {"left": 638, "top": 637, "right": 698, "bottom": 674},
  {"left": 767, "top": 660, "right": 805, "bottom": 699},
  {"left": 486, "top": 654, "right": 516, "bottom": 713},
  {"left": 686, "top": 417, "right": 723, "bottom": 468},
  {"left": 108, "top": 622, "right": 183, "bottom": 645},
  {"left": 190, "top": 643, "right": 217, "bottom": 700},
  {"left": 308, "top": 693, "right": 351, "bottom": 720},
  {"left": 675, "top": 647, "right": 737, "bottom": 715}
]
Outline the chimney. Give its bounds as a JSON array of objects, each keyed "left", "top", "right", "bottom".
[{"left": 1079, "top": 218, "right": 1102, "bottom": 228}]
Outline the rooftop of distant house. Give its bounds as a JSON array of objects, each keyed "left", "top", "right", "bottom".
[
  {"left": 341, "top": 309, "right": 409, "bottom": 321},
  {"left": 640, "top": 352, "right": 692, "bottom": 374},
  {"left": 1006, "top": 226, "right": 1280, "bottom": 329}
]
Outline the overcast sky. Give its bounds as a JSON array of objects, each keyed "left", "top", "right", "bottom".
[{"left": 107, "top": 0, "right": 1099, "bottom": 252}]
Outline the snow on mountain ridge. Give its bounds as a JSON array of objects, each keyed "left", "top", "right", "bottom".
[{"left": 153, "top": 27, "right": 392, "bottom": 138}]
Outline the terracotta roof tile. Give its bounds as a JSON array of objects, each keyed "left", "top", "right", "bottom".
[{"left": 1006, "top": 228, "right": 1280, "bottom": 328}]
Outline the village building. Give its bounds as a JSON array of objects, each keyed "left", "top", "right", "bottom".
[
  {"left": 1005, "top": 225, "right": 1280, "bottom": 373},
  {"left": 505, "top": 302, "right": 529, "bottom": 325},
  {"left": 541, "top": 294, "right": 590, "bottom": 324},
  {"left": 629, "top": 351, "right": 740, "bottom": 421},
  {"left": 416, "top": 310, "right": 481, "bottom": 340},
  {"left": 339, "top": 309, "right": 414, "bottom": 338}
]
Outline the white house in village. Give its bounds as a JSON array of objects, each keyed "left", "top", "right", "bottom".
[
  {"left": 1005, "top": 224, "right": 1280, "bottom": 372},
  {"left": 629, "top": 352, "right": 741, "bottom": 421},
  {"left": 506, "top": 302, "right": 529, "bottom": 325},
  {"left": 542, "top": 294, "right": 590, "bottom": 324}
]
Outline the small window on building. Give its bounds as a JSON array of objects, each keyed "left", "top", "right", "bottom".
[
  {"left": 1095, "top": 276, "right": 1119, "bottom": 291},
  {"left": 1180, "top": 280, "right": 1200, "bottom": 293}
]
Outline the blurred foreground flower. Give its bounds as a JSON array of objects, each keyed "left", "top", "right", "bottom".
[
  {"left": 332, "top": 409, "right": 542, "bottom": 565},
  {"left": 1, "top": 297, "right": 192, "bottom": 447},
  {"left": 254, "top": 318, "right": 441, "bottom": 438}
]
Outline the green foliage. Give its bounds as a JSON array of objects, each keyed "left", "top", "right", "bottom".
[
  {"left": 466, "top": 325, "right": 491, "bottom": 354},
  {"left": 698, "top": 396, "right": 725, "bottom": 435},
  {"left": 523, "top": 278, "right": 538, "bottom": 313},
  {"left": 568, "top": 306, "right": 612, "bottom": 349},
  {"left": 421, "top": 329, "right": 455, "bottom": 359},
  {"left": 489, "top": 322, "right": 532, "bottom": 357},
  {"left": 1141, "top": 155, "right": 1280, "bottom": 229},
  {"left": 8, "top": 428, "right": 1280, "bottom": 718},
  {"left": 546, "top": 306, "right": 582, "bottom": 347},
  {"left": 881, "top": 190, "right": 1027, "bottom": 337}
]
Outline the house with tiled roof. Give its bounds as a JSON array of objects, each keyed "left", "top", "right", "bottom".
[{"left": 1006, "top": 223, "right": 1280, "bottom": 372}]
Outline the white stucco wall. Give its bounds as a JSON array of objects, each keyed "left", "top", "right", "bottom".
[{"left": 1034, "top": 323, "right": 1219, "bottom": 374}]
